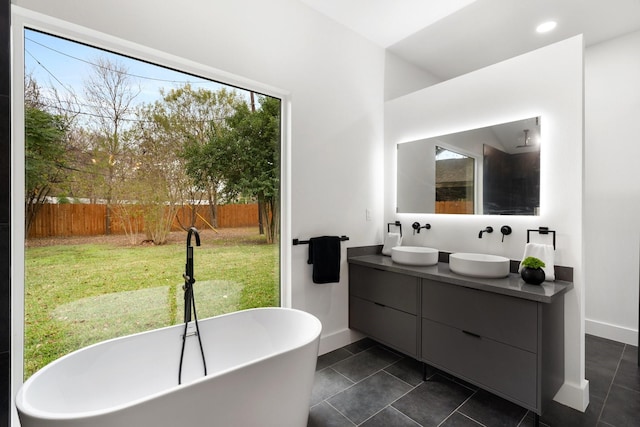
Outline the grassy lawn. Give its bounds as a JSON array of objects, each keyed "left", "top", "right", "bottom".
[{"left": 24, "top": 228, "right": 279, "bottom": 378}]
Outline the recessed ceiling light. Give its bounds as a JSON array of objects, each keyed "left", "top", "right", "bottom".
[{"left": 536, "top": 21, "right": 557, "bottom": 33}]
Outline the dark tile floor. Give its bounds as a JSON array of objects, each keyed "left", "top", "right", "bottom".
[{"left": 308, "top": 335, "right": 639, "bottom": 427}]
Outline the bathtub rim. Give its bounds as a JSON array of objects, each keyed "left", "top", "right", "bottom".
[{"left": 16, "top": 307, "right": 322, "bottom": 421}]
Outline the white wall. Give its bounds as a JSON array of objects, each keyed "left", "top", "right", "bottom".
[
  {"left": 384, "top": 36, "right": 587, "bottom": 411},
  {"left": 584, "top": 30, "right": 640, "bottom": 345},
  {"left": 12, "top": 0, "right": 385, "bottom": 353},
  {"left": 384, "top": 50, "right": 441, "bottom": 101}
]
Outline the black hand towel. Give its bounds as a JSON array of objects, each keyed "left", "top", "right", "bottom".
[{"left": 307, "top": 236, "right": 341, "bottom": 284}]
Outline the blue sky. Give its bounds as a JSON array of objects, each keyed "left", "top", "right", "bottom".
[{"left": 24, "top": 28, "right": 247, "bottom": 110}]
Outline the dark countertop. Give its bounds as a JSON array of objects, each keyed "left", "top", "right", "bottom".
[{"left": 348, "top": 254, "right": 573, "bottom": 303}]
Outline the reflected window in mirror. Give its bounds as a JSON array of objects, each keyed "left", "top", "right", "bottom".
[{"left": 435, "top": 147, "right": 474, "bottom": 214}]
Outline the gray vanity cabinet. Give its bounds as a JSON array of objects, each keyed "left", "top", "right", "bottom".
[
  {"left": 421, "top": 279, "right": 564, "bottom": 413},
  {"left": 348, "top": 256, "right": 570, "bottom": 421},
  {"left": 349, "top": 263, "right": 419, "bottom": 357}
]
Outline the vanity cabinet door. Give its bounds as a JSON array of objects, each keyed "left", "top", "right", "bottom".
[
  {"left": 348, "top": 264, "right": 419, "bottom": 357},
  {"left": 350, "top": 296, "right": 417, "bottom": 356},
  {"left": 350, "top": 264, "right": 418, "bottom": 314},
  {"left": 422, "top": 318, "right": 537, "bottom": 408},
  {"left": 422, "top": 279, "right": 537, "bottom": 352}
]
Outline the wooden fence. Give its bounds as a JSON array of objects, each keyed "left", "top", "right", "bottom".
[
  {"left": 435, "top": 201, "right": 475, "bottom": 214},
  {"left": 27, "top": 203, "right": 259, "bottom": 238}
]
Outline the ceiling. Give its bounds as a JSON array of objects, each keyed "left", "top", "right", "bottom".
[{"left": 300, "top": 0, "right": 640, "bottom": 81}]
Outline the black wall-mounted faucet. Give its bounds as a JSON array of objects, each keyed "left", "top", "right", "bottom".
[
  {"left": 478, "top": 226, "right": 493, "bottom": 238},
  {"left": 500, "top": 225, "right": 512, "bottom": 242},
  {"left": 412, "top": 222, "right": 431, "bottom": 234}
]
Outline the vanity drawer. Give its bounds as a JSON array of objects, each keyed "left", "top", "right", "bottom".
[
  {"left": 350, "top": 264, "right": 418, "bottom": 314},
  {"left": 422, "top": 279, "right": 537, "bottom": 352},
  {"left": 422, "top": 318, "right": 537, "bottom": 408},
  {"left": 350, "top": 296, "right": 417, "bottom": 357}
]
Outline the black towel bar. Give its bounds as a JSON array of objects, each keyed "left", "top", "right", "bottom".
[
  {"left": 526, "top": 227, "right": 556, "bottom": 250},
  {"left": 293, "top": 236, "right": 349, "bottom": 245}
]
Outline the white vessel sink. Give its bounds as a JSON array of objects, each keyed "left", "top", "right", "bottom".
[
  {"left": 449, "top": 253, "right": 510, "bottom": 278},
  {"left": 391, "top": 246, "right": 439, "bottom": 266}
]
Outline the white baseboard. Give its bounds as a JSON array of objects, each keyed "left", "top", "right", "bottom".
[
  {"left": 554, "top": 379, "right": 590, "bottom": 412},
  {"left": 586, "top": 318, "right": 638, "bottom": 346},
  {"left": 318, "top": 328, "right": 364, "bottom": 355}
]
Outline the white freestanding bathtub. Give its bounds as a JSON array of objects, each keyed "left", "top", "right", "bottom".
[{"left": 16, "top": 307, "right": 322, "bottom": 427}]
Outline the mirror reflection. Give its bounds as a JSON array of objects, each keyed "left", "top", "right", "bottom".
[
  {"left": 435, "top": 147, "right": 474, "bottom": 214},
  {"left": 397, "top": 117, "right": 540, "bottom": 215}
]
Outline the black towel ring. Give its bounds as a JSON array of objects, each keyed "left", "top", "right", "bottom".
[
  {"left": 387, "top": 221, "right": 402, "bottom": 237},
  {"left": 526, "top": 227, "right": 556, "bottom": 250}
]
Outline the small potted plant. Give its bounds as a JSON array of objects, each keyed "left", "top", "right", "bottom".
[{"left": 521, "top": 256, "right": 546, "bottom": 285}]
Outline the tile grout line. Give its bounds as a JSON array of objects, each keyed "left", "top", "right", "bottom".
[
  {"left": 595, "top": 343, "right": 626, "bottom": 425},
  {"left": 326, "top": 366, "right": 422, "bottom": 427},
  {"left": 612, "top": 344, "right": 640, "bottom": 394},
  {"left": 383, "top": 365, "right": 427, "bottom": 389},
  {"left": 314, "top": 368, "right": 356, "bottom": 404},
  {"left": 456, "top": 410, "right": 489, "bottom": 427},
  {"left": 317, "top": 359, "right": 407, "bottom": 409},
  {"left": 313, "top": 349, "right": 405, "bottom": 412},
  {"left": 341, "top": 350, "right": 404, "bottom": 383},
  {"left": 322, "top": 399, "right": 357, "bottom": 426},
  {"left": 367, "top": 360, "right": 443, "bottom": 426},
  {"left": 362, "top": 375, "right": 426, "bottom": 426},
  {"left": 331, "top": 366, "right": 358, "bottom": 386},
  {"left": 515, "top": 410, "right": 531, "bottom": 427},
  {"left": 323, "top": 354, "right": 425, "bottom": 426},
  {"left": 436, "top": 389, "right": 479, "bottom": 427},
  {"left": 356, "top": 407, "right": 388, "bottom": 426},
  {"left": 383, "top": 405, "right": 424, "bottom": 427},
  {"left": 358, "top": 404, "right": 423, "bottom": 427}
]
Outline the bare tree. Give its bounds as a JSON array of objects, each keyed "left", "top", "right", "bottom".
[
  {"left": 123, "top": 109, "right": 183, "bottom": 244},
  {"left": 83, "top": 57, "right": 140, "bottom": 233}
]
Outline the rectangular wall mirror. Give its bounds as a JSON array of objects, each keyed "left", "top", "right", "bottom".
[{"left": 397, "top": 116, "right": 541, "bottom": 215}]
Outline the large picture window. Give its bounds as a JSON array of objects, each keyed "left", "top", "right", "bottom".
[{"left": 20, "top": 28, "right": 283, "bottom": 379}]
